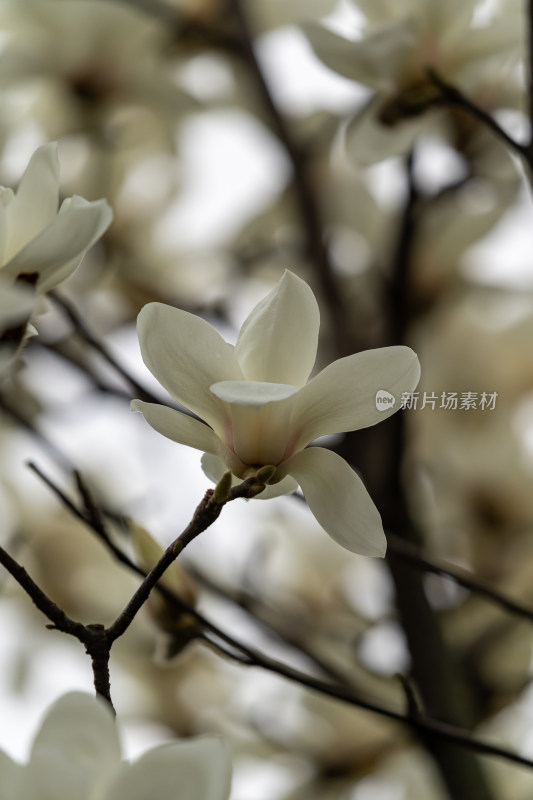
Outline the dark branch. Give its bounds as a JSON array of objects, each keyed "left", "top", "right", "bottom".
[
  {"left": 107, "top": 476, "right": 267, "bottom": 642},
  {"left": 427, "top": 69, "right": 527, "bottom": 161},
  {"left": 0, "top": 541, "right": 114, "bottom": 710},
  {"left": 202, "top": 631, "right": 533, "bottom": 771},
  {"left": 29, "top": 461, "right": 533, "bottom": 772},
  {"left": 50, "top": 291, "right": 158, "bottom": 403},
  {"left": 387, "top": 531, "right": 533, "bottom": 624}
]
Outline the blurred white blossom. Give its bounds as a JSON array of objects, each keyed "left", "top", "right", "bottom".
[
  {"left": 302, "top": 0, "right": 521, "bottom": 163},
  {"left": 0, "top": 692, "right": 231, "bottom": 800},
  {"left": 0, "top": 142, "right": 112, "bottom": 374}
]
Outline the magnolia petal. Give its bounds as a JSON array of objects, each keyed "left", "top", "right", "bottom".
[
  {"left": 280, "top": 447, "right": 386, "bottom": 556},
  {"left": 5, "top": 143, "right": 59, "bottom": 259},
  {"left": 256, "top": 474, "right": 299, "bottom": 500},
  {"left": 210, "top": 380, "right": 300, "bottom": 408},
  {"left": 235, "top": 270, "right": 319, "bottom": 385},
  {"left": 29, "top": 693, "right": 121, "bottom": 788},
  {"left": 345, "top": 96, "right": 425, "bottom": 166},
  {"left": 131, "top": 400, "right": 221, "bottom": 454},
  {"left": 101, "top": 737, "right": 231, "bottom": 800},
  {"left": 300, "top": 20, "right": 415, "bottom": 89},
  {"left": 292, "top": 346, "right": 420, "bottom": 447},
  {"left": 201, "top": 453, "right": 239, "bottom": 486},
  {"left": 137, "top": 303, "right": 242, "bottom": 433},
  {"left": 18, "top": 752, "right": 90, "bottom": 800},
  {"left": 3, "top": 196, "right": 113, "bottom": 287},
  {"left": 201, "top": 453, "right": 298, "bottom": 499}
]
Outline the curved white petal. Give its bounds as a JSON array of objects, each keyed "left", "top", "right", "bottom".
[
  {"left": 133, "top": 400, "right": 246, "bottom": 476},
  {"left": 201, "top": 453, "right": 239, "bottom": 486},
  {"left": 137, "top": 303, "right": 242, "bottom": 433},
  {"left": 210, "top": 380, "right": 300, "bottom": 408},
  {"left": 2, "top": 197, "right": 113, "bottom": 287},
  {"left": 292, "top": 345, "right": 420, "bottom": 447},
  {"left": 131, "top": 401, "right": 222, "bottom": 454},
  {"left": 300, "top": 21, "right": 415, "bottom": 89},
  {"left": 18, "top": 751, "right": 96, "bottom": 800},
  {"left": 280, "top": 447, "right": 386, "bottom": 556},
  {"left": 345, "top": 97, "right": 425, "bottom": 166},
  {"left": 255, "top": 474, "right": 299, "bottom": 499},
  {"left": 101, "top": 737, "right": 231, "bottom": 800},
  {"left": 29, "top": 693, "right": 121, "bottom": 793},
  {"left": 4, "top": 143, "right": 59, "bottom": 259},
  {"left": 201, "top": 453, "right": 297, "bottom": 499},
  {"left": 235, "top": 270, "right": 319, "bottom": 385}
]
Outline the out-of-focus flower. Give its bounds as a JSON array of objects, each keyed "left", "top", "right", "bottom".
[
  {"left": 0, "top": 691, "right": 232, "bottom": 800},
  {"left": 132, "top": 270, "right": 420, "bottom": 556},
  {"left": 0, "top": 142, "right": 112, "bottom": 374},
  {"left": 0, "top": 143, "right": 112, "bottom": 292},
  {"left": 301, "top": 0, "right": 521, "bottom": 163},
  {"left": 0, "top": 0, "right": 196, "bottom": 138}
]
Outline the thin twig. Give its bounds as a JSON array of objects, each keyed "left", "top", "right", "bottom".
[
  {"left": 0, "top": 542, "right": 114, "bottom": 709},
  {"left": 202, "top": 632, "right": 533, "bottom": 771},
  {"left": 50, "top": 291, "right": 158, "bottom": 403},
  {"left": 387, "top": 532, "right": 533, "bottom": 623},
  {"left": 189, "top": 564, "right": 354, "bottom": 685},
  {"left": 107, "top": 477, "right": 266, "bottom": 642},
  {"left": 427, "top": 69, "right": 527, "bottom": 160}
]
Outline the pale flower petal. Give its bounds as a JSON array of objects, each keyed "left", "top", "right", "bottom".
[
  {"left": 235, "top": 270, "right": 319, "bottom": 385},
  {"left": 201, "top": 453, "right": 235, "bottom": 485},
  {"left": 27, "top": 692, "right": 121, "bottom": 798},
  {"left": 131, "top": 400, "right": 222, "bottom": 454},
  {"left": 210, "top": 380, "right": 300, "bottom": 408},
  {"left": 279, "top": 447, "right": 387, "bottom": 556},
  {"left": 2, "top": 196, "right": 113, "bottom": 288},
  {"left": 132, "top": 400, "right": 246, "bottom": 476},
  {"left": 4, "top": 143, "right": 60, "bottom": 259},
  {"left": 345, "top": 97, "right": 426, "bottom": 166},
  {"left": 101, "top": 737, "right": 231, "bottom": 800},
  {"left": 300, "top": 21, "right": 415, "bottom": 89},
  {"left": 292, "top": 345, "right": 420, "bottom": 447},
  {"left": 137, "top": 303, "right": 242, "bottom": 433}
]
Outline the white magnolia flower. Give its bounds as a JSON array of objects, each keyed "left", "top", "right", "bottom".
[
  {"left": 0, "top": 692, "right": 231, "bottom": 800},
  {"left": 0, "top": 142, "right": 112, "bottom": 293},
  {"left": 0, "top": 142, "right": 112, "bottom": 374},
  {"left": 132, "top": 271, "right": 420, "bottom": 556},
  {"left": 301, "top": 0, "right": 521, "bottom": 163}
]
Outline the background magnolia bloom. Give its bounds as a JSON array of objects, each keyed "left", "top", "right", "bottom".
[
  {"left": 0, "top": 692, "right": 231, "bottom": 800},
  {"left": 301, "top": 0, "right": 520, "bottom": 164},
  {"left": 0, "top": 141, "right": 112, "bottom": 375},
  {"left": 132, "top": 271, "right": 420, "bottom": 556},
  {"left": 0, "top": 142, "right": 113, "bottom": 294}
]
